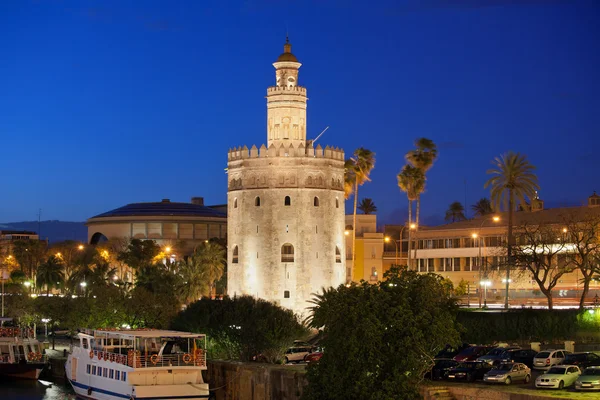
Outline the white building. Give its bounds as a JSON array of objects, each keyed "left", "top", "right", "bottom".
[{"left": 227, "top": 38, "right": 346, "bottom": 315}]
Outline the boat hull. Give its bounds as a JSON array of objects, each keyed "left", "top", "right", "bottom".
[
  {"left": 0, "top": 362, "right": 45, "bottom": 380},
  {"left": 69, "top": 378, "right": 210, "bottom": 400}
]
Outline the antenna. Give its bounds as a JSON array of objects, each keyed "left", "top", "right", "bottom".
[{"left": 311, "top": 126, "right": 329, "bottom": 145}]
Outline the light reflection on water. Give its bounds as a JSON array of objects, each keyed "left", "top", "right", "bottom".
[{"left": 0, "top": 377, "right": 76, "bottom": 400}]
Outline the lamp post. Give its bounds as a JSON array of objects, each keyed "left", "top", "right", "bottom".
[
  {"left": 384, "top": 236, "right": 398, "bottom": 266},
  {"left": 41, "top": 318, "right": 51, "bottom": 339},
  {"left": 407, "top": 223, "right": 416, "bottom": 270},
  {"left": 480, "top": 280, "right": 491, "bottom": 307},
  {"left": 472, "top": 216, "right": 500, "bottom": 308},
  {"left": 1, "top": 267, "right": 8, "bottom": 323},
  {"left": 80, "top": 281, "right": 87, "bottom": 297}
]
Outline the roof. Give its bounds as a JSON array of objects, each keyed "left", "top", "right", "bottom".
[
  {"left": 86, "top": 329, "right": 205, "bottom": 339},
  {"left": 89, "top": 200, "right": 227, "bottom": 219},
  {"left": 424, "top": 205, "right": 600, "bottom": 232},
  {"left": 276, "top": 39, "right": 299, "bottom": 63},
  {"left": 0, "top": 230, "right": 37, "bottom": 235}
]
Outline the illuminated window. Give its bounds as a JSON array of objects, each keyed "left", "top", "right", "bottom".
[
  {"left": 314, "top": 197, "right": 319, "bottom": 207},
  {"left": 255, "top": 197, "right": 261, "bottom": 206},
  {"left": 281, "top": 244, "right": 294, "bottom": 262},
  {"left": 335, "top": 246, "right": 341, "bottom": 263},
  {"left": 284, "top": 196, "right": 291, "bottom": 206},
  {"left": 232, "top": 246, "right": 239, "bottom": 263}
]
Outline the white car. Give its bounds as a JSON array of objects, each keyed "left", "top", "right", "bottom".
[
  {"left": 533, "top": 350, "right": 569, "bottom": 370},
  {"left": 284, "top": 346, "right": 312, "bottom": 363},
  {"left": 535, "top": 365, "right": 581, "bottom": 389}
]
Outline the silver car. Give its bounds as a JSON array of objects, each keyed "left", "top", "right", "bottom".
[
  {"left": 484, "top": 362, "right": 531, "bottom": 385},
  {"left": 533, "top": 350, "right": 569, "bottom": 370}
]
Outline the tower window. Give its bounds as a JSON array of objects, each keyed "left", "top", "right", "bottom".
[
  {"left": 284, "top": 196, "right": 291, "bottom": 206},
  {"left": 314, "top": 197, "right": 319, "bottom": 207},
  {"left": 255, "top": 197, "right": 261, "bottom": 206},
  {"left": 232, "top": 246, "right": 239, "bottom": 264},
  {"left": 284, "top": 290, "right": 290, "bottom": 299},
  {"left": 234, "top": 198, "right": 238, "bottom": 208},
  {"left": 335, "top": 246, "right": 341, "bottom": 263},
  {"left": 336, "top": 198, "right": 339, "bottom": 208},
  {"left": 281, "top": 244, "right": 294, "bottom": 262}
]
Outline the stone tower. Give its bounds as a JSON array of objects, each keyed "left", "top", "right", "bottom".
[{"left": 227, "top": 38, "right": 346, "bottom": 316}]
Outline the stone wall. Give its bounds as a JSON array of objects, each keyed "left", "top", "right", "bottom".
[{"left": 206, "top": 360, "right": 307, "bottom": 400}]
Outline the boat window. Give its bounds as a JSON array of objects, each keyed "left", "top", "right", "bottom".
[
  {"left": 109, "top": 369, "right": 114, "bottom": 379},
  {"left": 87, "top": 364, "right": 91, "bottom": 374},
  {"left": 82, "top": 338, "right": 89, "bottom": 349},
  {"left": 116, "top": 370, "right": 120, "bottom": 380},
  {"left": 103, "top": 368, "right": 108, "bottom": 378},
  {"left": 92, "top": 366, "right": 97, "bottom": 375},
  {"left": 122, "top": 371, "right": 127, "bottom": 381}
]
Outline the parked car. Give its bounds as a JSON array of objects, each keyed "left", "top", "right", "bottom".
[
  {"left": 533, "top": 350, "right": 570, "bottom": 370},
  {"left": 426, "top": 358, "right": 460, "bottom": 380},
  {"left": 284, "top": 346, "right": 312, "bottom": 363},
  {"left": 435, "top": 343, "right": 471, "bottom": 359},
  {"left": 575, "top": 366, "right": 600, "bottom": 391},
  {"left": 447, "top": 361, "right": 493, "bottom": 382},
  {"left": 453, "top": 346, "right": 493, "bottom": 362},
  {"left": 483, "top": 362, "right": 531, "bottom": 385},
  {"left": 535, "top": 365, "right": 581, "bottom": 389},
  {"left": 304, "top": 352, "right": 323, "bottom": 364},
  {"left": 501, "top": 348, "right": 539, "bottom": 368},
  {"left": 477, "top": 347, "right": 521, "bottom": 365},
  {"left": 563, "top": 352, "right": 600, "bottom": 369}
]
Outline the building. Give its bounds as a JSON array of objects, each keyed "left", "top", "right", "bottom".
[
  {"left": 86, "top": 197, "right": 227, "bottom": 256},
  {"left": 344, "top": 214, "right": 384, "bottom": 283},
  {"left": 0, "top": 229, "right": 41, "bottom": 256},
  {"left": 227, "top": 38, "right": 346, "bottom": 315}
]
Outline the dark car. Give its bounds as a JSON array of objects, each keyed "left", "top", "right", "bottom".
[
  {"left": 426, "top": 358, "right": 460, "bottom": 380},
  {"left": 447, "top": 361, "right": 493, "bottom": 382},
  {"left": 477, "top": 347, "right": 521, "bottom": 365},
  {"left": 454, "top": 346, "right": 493, "bottom": 362},
  {"left": 564, "top": 352, "right": 600, "bottom": 369},
  {"left": 435, "top": 343, "right": 471, "bottom": 359}
]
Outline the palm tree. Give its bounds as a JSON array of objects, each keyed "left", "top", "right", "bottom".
[
  {"left": 195, "top": 241, "right": 226, "bottom": 298},
  {"left": 471, "top": 197, "right": 493, "bottom": 217},
  {"left": 397, "top": 165, "right": 425, "bottom": 268},
  {"left": 177, "top": 255, "right": 208, "bottom": 305},
  {"left": 346, "top": 148, "right": 376, "bottom": 279},
  {"left": 445, "top": 201, "right": 467, "bottom": 223},
  {"left": 358, "top": 198, "right": 377, "bottom": 215},
  {"left": 405, "top": 138, "right": 438, "bottom": 228},
  {"left": 36, "top": 255, "right": 64, "bottom": 295},
  {"left": 485, "top": 151, "right": 539, "bottom": 309}
]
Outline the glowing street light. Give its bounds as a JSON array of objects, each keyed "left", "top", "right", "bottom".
[
  {"left": 384, "top": 236, "right": 398, "bottom": 266},
  {"left": 24, "top": 281, "right": 31, "bottom": 288},
  {"left": 80, "top": 281, "right": 87, "bottom": 287},
  {"left": 480, "top": 280, "right": 492, "bottom": 307},
  {"left": 78, "top": 244, "right": 84, "bottom": 250},
  {"left": 41, "top": 318, "right": 51, "bottom": 338}
]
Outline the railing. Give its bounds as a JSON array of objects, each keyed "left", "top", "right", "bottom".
[
  {"left": 0, "top": 327, "right": 36, "bottom": 338},
  {"left": 87, "top": 349, "right": 206, "bottom": 368},
  {"left": 90, "top": 349, "right": 128, "bottom": 366},
  {"left": 0, "top": 354, "right": 48, "bottom": 364}
]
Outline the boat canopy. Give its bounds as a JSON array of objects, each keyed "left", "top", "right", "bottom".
[{"left": 85, "top": 329, "right": 206, "bottom": 340}]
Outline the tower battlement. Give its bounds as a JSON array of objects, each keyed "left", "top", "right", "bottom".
[
  {"left": 266, "top": 86, "right": 307, "bottom": 95},
  {"left": 228, "top": 143, "right": 344, "bottom": 162}
]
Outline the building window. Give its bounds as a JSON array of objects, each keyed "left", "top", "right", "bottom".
[
  {"left": 281, "top": 244, "right": 294, "bottom": 262},
  {"left": 464, "top": 257, "right": 471, "bottom": 272},
  {"left": 284, "top": 290, "right": 290, "bottom": 299},
  {"left": 314, "top": 197, "right": 319, "bottom": 206},
  {"left": 234, "top": 198, "right": 238, "bottom": 208},
  {"left": 453, "top": 257, "right": 461, "bottom": 272},
  {"left": 335, "top": 246, "right": 341, "bottom": 263},
  {"left": 336, "top": 198, "right": 339, "bottom": 208},
  {"left": 315, "top": 226, "right": 318, "bottom": 233},
  {"left": 370, "top": 267, "right": 378, "bottom": 281},
  {"left": 232, "top": 246, "right": 239, "bottom": 263},
  {"left": 284, "top": 196, "right": 291, "bottom": 206},
  {"left": 255, "top": 196, "right": 261, "bottom": 206},
  {"left": 428, "top": 259, "right": 435, "bottom": 272},
  {"left": 371, "top": 247, "right": 376, "bottom": 259},
  {"left": 444, "top": 258, "right": 453, "bottom": 272}
]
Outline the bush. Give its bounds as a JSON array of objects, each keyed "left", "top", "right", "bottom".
[
  {"left": 171, "top": 295, "right": 308, "bottom": 362},
  {"left": 303, "top": 267, "right": 462, "bottom": 400}
]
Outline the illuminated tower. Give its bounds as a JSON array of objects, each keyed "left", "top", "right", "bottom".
[{"left": 227, "top": 38, "right": 346, "bottom": 316}]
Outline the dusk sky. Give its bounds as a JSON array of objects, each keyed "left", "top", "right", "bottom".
[{"left": 1, "top": 0, "right": 598, "bottom": 226}]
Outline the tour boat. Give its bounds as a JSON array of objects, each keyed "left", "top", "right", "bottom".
[
  {"left": 65, "top": 328, "right": 212, "bottom": 400},
  {"left": 0, "top": 318, "right": 48, "bottom": 380}
]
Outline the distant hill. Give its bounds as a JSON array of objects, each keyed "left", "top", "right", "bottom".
[{"left": 0, "top": 220, "right": 87, "bottom": 243}]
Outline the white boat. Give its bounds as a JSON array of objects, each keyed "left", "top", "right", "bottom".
[
  {"left": 65, "top": 328, "right": 212, "bottom": 400},
  {"left": 0, "top": 318, "right": 47, "bottom": 380}
]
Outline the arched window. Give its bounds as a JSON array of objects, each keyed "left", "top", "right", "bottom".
[
  {"left": 232, "top": 246, "right": 239, "bottom": 263},
  {"left": 255, "top": 196, "right": 261, "bottom": 206},
  {"left": 335, "top": 246, "right": 341, "bottom": 263},
  {"left": 314, "top": 197, "right": 319, "bottom": 207},
  {"left": 281, "top": 244, "right": 294, "bottom": 262},
  {"left": 284, "top": 196, "right": 291, "bottom": 206},
  {"left": 336, "top": 198, "right": 339, "bottom": 208},
  {"left": 284, "top": 290, "right": 290, "bottom": 298},
  {"left": 234, "top": 198, "right": 238, "bottom": 208}
]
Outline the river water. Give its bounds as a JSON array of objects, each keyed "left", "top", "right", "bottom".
[{"left": 1, "top": 376, "right": 75, "bottom": 400}]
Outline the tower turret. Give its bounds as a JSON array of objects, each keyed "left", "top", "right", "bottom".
[{"left": 266, "top": 37, "right": 308, "bottom": 148}]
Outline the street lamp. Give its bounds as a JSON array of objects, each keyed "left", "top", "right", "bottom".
[
  {"left": 41, "top": 318, "right": 51, "bottom": 339},
  {"left": 80, "top": 281, "right": 87, "bottom": 296},
  {"left": 472, "top": 215, "right": 501, "bottom": 308},
  {"left": 78, "top": 244, "right": 84, "bottom": 250},
  {"left": 407, "top": 223, "right": 417, "bottom": 270},
  {"left": 480, "top": 280, "right": 491, "bottom": 307},
  {"left": 384, "top": 236, "right": 398, "bottom": 266}
]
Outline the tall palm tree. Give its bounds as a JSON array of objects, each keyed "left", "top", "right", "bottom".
[
  {"left": 36, "top": 255, "right": 64, "bottom": 295},
  {"left": 346, "top": 148, "right": 376, "bottom": 279},
  {"left": 405, "top": 138, "right": 438, "bottom": 228},
  {"left": 485, "top": 151, "right": 539, "bottom": 309},
  {"left": 358, "top": 198, "right": 377, "bottom": 215},
  {"left": 177, "top": 255, "right": 208, "bottom": 305},
  {"left": 195, "top": 241, "right": 226, "bottom": 298},
  {"left": 445, "top": 202, "right": 467, "bottom": 222},
  {"left": 471, "top": 197, "right": 493, "bottom": 217},
  {"left": 397, "top": 165, "right": 425, "bottom": 268}
]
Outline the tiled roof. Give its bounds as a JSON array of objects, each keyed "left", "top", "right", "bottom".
[{"left": 89, "top": 201, "right": 227, "bottom": 219}]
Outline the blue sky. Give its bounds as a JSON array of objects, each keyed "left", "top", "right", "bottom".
[{"left": 1, "top": 0, "right": 598, "bottom": 226}]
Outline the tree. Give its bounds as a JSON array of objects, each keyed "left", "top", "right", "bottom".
[
  {"left": 397, "top": 165, "right": 425, "bottom": 267},
  {"left": 357, "top": 198, "right": 377, "bottom": 215},
  {"left": 36, "top": 255, "right": 64, "bottom": 295},
  {"left": 405, "top": 138, "right": 438, "bottom": 228},
  {"left": 346, "top": 148, "right": 375, "bottom": 280},
  {"left": 117, "top": 239, "right": 162, "bottom": 270},
  {"left": 445, "top": 201, "right": 467, "bottom": 223},
  {"left": 471, "top": 197, "right": 493, "bottom": 217},
  {"left": 511, "top": 222, "right": 572, "bottom": 310},
  {"left": 485, "top": 151, "right": 539, "bottom": 309},
  {"left": 195, "top": 241, "right": 226, "bottom": 298},
  {"left": 177, "top": 255, "right": 209, "bottom": 305},
  {"left": 304, "top": 267, "right": 461, "bottom": 400},
  {"left": 11, "top": 239, "right": 47, "bottom": 279}
]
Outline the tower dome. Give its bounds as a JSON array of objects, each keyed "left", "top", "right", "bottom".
[{"left": 276, "top": 38, "right": 298, "bottom": 62}]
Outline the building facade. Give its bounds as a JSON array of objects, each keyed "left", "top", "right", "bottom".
[
  {"left": 344, "top": 214, "right": 385, "bottom": 283},
  {"left": 227, "top": 39, "right": 346, "bottom": 315}
]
